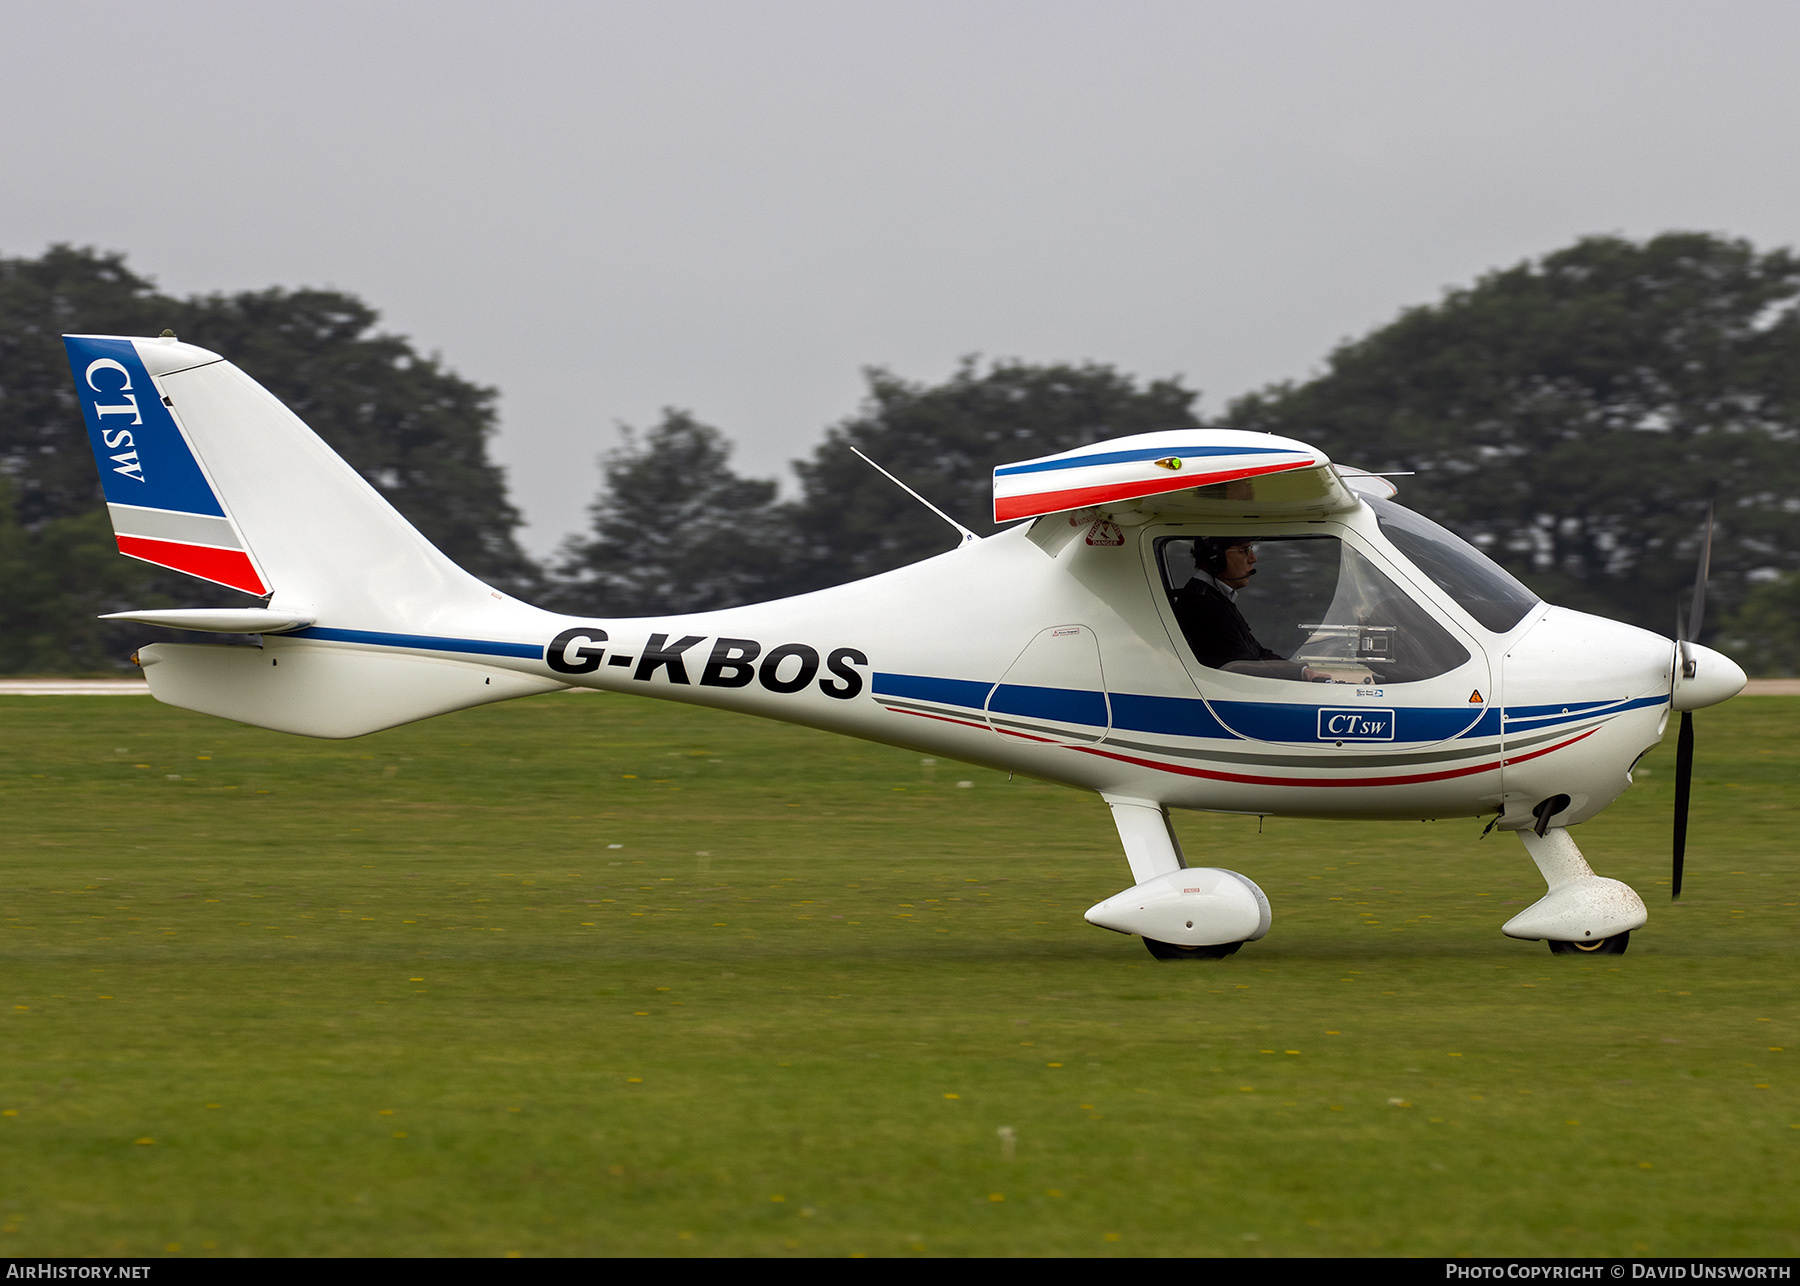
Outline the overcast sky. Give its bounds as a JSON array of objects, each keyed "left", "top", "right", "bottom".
[{"left": 6, "top": 1, "right": 1800, "bottom": 555}]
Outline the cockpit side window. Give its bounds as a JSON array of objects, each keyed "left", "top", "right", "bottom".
[
  {"left": 1156, "top": 534, "right": 1471, "bottom": 685},
  {"left": 1369, "top": 497, "right": 1540, "bottom": 634}
]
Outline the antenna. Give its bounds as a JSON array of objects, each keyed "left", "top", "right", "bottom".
[{"left": 848, "top": 446, "right": 980, "bottom": 546}]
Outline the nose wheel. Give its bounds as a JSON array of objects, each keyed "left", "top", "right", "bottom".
[
  {"left": 1143, "top": 937, "right": 1243, "bottom": 961},
  {"left": 1548, "top": 931, "right": 1630, "bottom": 956}
]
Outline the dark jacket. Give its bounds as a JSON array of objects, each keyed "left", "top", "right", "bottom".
[{"left": 1170, "top": 579, "right": 1305, "bottom": 679}]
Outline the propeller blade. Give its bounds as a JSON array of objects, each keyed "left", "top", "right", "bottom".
[
  {"left": 1671, "top": 503, "right": 1712, "bottom": 900},
  {"left": 1672, "top": 711, "right": 1694, "bottom": 900},
  {"left": 1687, "top": 502, "right": 1715, "bottom": 643}
]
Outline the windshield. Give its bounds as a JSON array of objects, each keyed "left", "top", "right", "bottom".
[
  {"left": 1157, "top": 534, "right": 1471, "bottom": 684},
  {"left": 1368, "top": 498, "right": 1540, "bottom": 633}
]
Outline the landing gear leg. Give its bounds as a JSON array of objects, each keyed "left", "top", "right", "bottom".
[
  {"left": 1104, "top": 795, "right": 1187, "bottom": 885},
  {"left": 1502, "top": 825, "right": 1647, "bottom": 952}
]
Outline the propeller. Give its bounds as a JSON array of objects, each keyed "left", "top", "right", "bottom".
[{"left": 1671, "top": 502, "right": 1714, "bottom": 901}]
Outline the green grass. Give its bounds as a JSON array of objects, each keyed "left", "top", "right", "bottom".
[{"left": 1, "top": 690, "right": 1796, "bottom": 1257}]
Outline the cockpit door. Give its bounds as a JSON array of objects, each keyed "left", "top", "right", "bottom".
[{"left": 1142, "top": 523, "right": 1494, "bottom": 753}]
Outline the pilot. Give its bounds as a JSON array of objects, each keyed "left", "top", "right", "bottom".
[{"left": 1172, "top": 538, "right": 1325, "bottom": 681}]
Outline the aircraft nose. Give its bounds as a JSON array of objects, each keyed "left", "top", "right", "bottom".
[
  {"left": 1672, "top": 642, "right": 1748, "bottom": 712},
  {"left": 1504, "top": 607, "right": 1672, "bottom": 712}
]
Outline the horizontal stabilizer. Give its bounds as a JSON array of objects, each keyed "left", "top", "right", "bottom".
[
  {"left": 101, "top": 608, "right": 316, "bottom": 633},
  {"left": 992, "top": 429, "right": 1330, "bottom": 522}
]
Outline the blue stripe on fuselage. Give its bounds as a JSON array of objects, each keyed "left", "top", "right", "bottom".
[
  {"left": 1208, "top": 700, "right": 1483, "bottom": 744},
  {"left": 1503, "top": 694, "right": 1668, "bottom": 729},
  {"left": 870, "top": 673, "right": 995, "bottom": 708},
  {"left": 873, "top": 674, "right": 1242, "bottom": 740},
  {"left": 988, "top": 683, "right": 1108, "bottom": 727},
  {"left": 874, "top": 671, "right": 1661, "bottom": 743},
  {"left": 287, "top": 626, "right": 543, "bottom": 659},
  {"left": 1107, "top": 692, "right": 1240, "bottom": 739}
]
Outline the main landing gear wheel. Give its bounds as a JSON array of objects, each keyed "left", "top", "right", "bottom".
[
  {"left": 1548, "top": 931, "right": 1631, "bottom": 956},
  {"left": 1143, "top": 938, "right": 1243, "bottom": 961}
]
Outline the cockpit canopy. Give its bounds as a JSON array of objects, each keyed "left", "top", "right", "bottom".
[{"left": 1151, "top": 506, "right": 1540, "bottom": 687}]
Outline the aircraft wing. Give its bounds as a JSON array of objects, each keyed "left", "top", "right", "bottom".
[{"left": 992, "top": 429, "right": 1346, "bottom": 522}]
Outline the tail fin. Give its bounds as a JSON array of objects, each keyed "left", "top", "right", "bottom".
[{"left": 64, "top": 333, "right": 493, "bottom": 627}]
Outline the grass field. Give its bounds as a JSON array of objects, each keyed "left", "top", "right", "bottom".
[{"left": 1, "top": 690, "right": 1796, "bottom": 1258}]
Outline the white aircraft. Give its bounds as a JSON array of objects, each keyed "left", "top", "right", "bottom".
[{"left": 65, "top": 332, "right": 1747, "bottom": 959}]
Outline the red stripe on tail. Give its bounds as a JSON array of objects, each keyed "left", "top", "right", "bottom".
[{"left": 116, "top": 536, "right": 268, "bottom": 595}]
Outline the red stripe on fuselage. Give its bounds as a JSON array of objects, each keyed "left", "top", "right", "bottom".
[
  {"left": 992, "top": 460, "right": 1310, "bottom": 523},
  {"left": 880, "top": 698, "right": 1601, "bottom": 790},
  {"left": 885, "top": 706, "right": 993, "bottom": 733},
  {"left": 884, "top": 703, "right": 1068, "bottom": 743},
  {"left": 116, "top": 535, "right": 267, "bottom": 595},
  {"left": 1074, "top": 728, "right": 1598, "bottom": 788}
]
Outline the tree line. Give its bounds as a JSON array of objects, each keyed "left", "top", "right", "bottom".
[{"left": 3, "top": 235, "right": 1798, "bottom": 674}]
